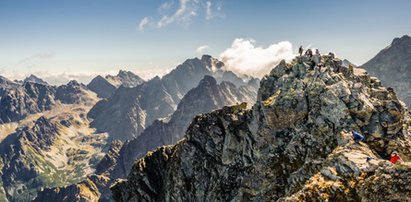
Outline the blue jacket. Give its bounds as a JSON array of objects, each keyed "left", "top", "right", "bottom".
[{"left": 353, "top": 131, "right": 364, "bottom": 141}]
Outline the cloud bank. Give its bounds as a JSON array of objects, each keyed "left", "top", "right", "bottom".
[{"left": 219, "top": 38, "right": 295, "bottom": 78}]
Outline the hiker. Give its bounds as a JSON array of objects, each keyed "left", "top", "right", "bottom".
[
  {"left": 307, "top": 49, "right": 313, "bottom": 57},
  {"left": 313, "top": 49, "right": 321, "bottom": 65},
  {"left": 328, "top": 52, "right": 335, "bottom": 59},
  {"left": 366, "top": 156, "right": 373, "bottom": 163},
  {"left": 299, "top": 46, "right": 304, "bottom": 56},
  {"left": 390, "top": 151, "right": 403, "bottom": 164},
  {"left": 352, "top": 131, "right": 364, "bottom": 142}
]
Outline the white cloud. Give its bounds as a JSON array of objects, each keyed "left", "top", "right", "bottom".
[
  {"left": 196, "top": 45, "right": 209, "bottom": 53},
  {"left": 205, "top": 1, "right": 212, "bottom": 20},
  {"left": 159, "top": 1, "right": 174, "bottom": 12},
  {"left": 219, "top": 38, "right": 295, "bottom": 78},
  {"left": 138, "top": 17, "right": 150, "bottom": 31},
  {"left": 138, "top": 0, "right": 221, "bottom": 30},
  {"left": 156, "top": 0, "right": 195, "bottom": 28}
]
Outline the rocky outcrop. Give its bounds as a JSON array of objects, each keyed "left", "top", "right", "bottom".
[
  {"left": 363, "top": 35, "right": 411, "bottom": 107},
  {"left": 56, "top": 80, "right": 99, "bottom": 106},
  {"left": 112, "top": 54, "right": 411, "bottom": 201},
  {"left": 87, "top": 70, "right": 144, "bottom": 99},
  {"left": 88, "top": 55, "right": 255, "bottom": 141}
]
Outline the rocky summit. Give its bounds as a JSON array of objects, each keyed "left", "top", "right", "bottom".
[{"left": 111, "top": 54, "right": 411, "bottom": 201}]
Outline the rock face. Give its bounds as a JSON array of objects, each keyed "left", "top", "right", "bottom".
[
  {"left": 109, "top": 75, "right": 258, "bottom": 179},
  {"left": 87, "top": 70, "right": 144, "bottom": 99},
  {"left": 111, "top": 54, "right": 411, "bottom": 201},
  {"left": 363, "top": 35, "right": 411, "bottom": 107},
  {"left": 88, "top": 55, "right": 254, "bottom": 141}
]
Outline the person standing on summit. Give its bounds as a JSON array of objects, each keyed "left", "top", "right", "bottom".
[{"left": 299, "top": 46, "right": 303, "bottom": 56}]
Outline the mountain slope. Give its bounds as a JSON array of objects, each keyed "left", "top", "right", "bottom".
[
  {"left": 88, "top": 55, "right": 252, "bottom": 141},
  {"left": 112, "top": 54, "right": 411, "bottom": 201},
  {"left": 363, "top": 35, "right": 411, "bottom": 107}
]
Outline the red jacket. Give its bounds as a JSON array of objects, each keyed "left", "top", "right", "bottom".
[{"left": 390, "top": 155, "right": 402, "bottom": 164}]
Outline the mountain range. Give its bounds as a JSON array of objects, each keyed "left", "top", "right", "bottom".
[
  {"left": 0, "top": 36, "right": 410, "bottom": 201},
  {"left": 88, "top": 55, "right": 258, "bottom": 142},
  {"left": 0, "top": 55, "right": 258, "bottom": 201}
]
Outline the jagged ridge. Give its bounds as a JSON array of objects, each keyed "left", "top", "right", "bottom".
[{"left": 111, "top": 54, "right": 411, "bottom": 201}]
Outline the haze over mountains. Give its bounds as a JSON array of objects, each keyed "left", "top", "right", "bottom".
[{"left": 0, "top": 35, "right": 410, "bottom": 201}]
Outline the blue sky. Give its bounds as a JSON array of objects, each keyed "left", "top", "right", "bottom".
[{"left": 0, "top": 0, "right": 410, "bottom": 83}]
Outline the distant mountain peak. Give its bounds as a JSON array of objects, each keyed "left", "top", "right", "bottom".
[
  {"left": 24, "top": 74, "right": 48, "bottom": 85},
  {"left": 67, "top": 80, "right": 81, "bottom": 86}
]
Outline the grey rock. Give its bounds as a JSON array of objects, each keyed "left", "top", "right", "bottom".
[{"left": 112, "top": 53, "right": 411, "bottom": 202}]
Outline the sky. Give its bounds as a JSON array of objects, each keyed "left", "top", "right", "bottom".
[{"left": 0, "top": 0, "right": 410, "bottom": 84}]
